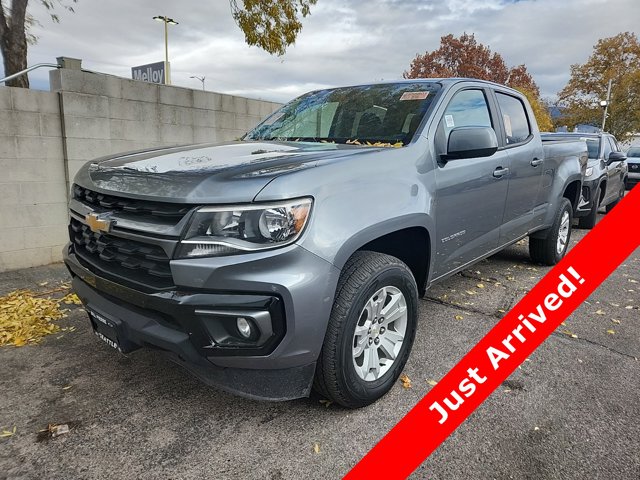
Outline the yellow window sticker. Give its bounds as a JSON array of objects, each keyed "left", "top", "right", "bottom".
[{"left": 400, "top": 91, "right": 430, "bottom": 101}]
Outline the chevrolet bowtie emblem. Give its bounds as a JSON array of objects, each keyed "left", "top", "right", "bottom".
[{"left": 85, "top": 212, "right": 115, "bottom": 233}]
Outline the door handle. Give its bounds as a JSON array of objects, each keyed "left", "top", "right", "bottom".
[
  {"left": 493, "top": 167, "right": 510, "bottom": 178},
  {"left": 530, "top": 158, "right": 544, "bottom": 167}
]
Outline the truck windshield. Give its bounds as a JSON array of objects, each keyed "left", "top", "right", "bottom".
[{"left": 245, "top": 82, "right": 441, "bottom": 146}]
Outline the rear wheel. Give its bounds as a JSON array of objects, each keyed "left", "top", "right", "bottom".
[
  {"left": 577, "top": 186, "right": 599, "bottom": 229},
  {"left": 313, "top": 251, "right": 418, "bottom": 408},
  {"left": 529, "top": 198, "right": 572, "bottom": 265}
]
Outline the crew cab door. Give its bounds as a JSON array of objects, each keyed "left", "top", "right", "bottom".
[
  {"left": 602, "top": 136, "right": 626, "bottom": 205},
  {"left": 432, "top": 88, "right": 510, "bottom": 279},
  {"left": 493, "top": 91, "right": 545, "bottom": 244}
]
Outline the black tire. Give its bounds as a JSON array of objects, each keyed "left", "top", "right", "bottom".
[
  {"left": 605, "top": 184, "right": 625, "bottom": 213},
  {"left": 313, "top": 251, "right": 418, "bottom": 408},
  {"left": 529, "top": 198, "right": 573, "bottom": 266},
  {"left": 577, "top": 186, "right": 599, "bottom": 229}
]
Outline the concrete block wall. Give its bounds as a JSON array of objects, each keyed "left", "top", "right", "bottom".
[
  {"left": 50, "top": 68, "right": 281, "bottom": 182},
  {"left": 0, "top": 61, "right": 281, "bottom": 272},
  {"left": 0, "top": 87, "right": 69, "bottom": 271}
]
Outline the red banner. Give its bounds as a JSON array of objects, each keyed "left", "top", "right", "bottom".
[{"left": 346, "top": 185, "right": 640, "bottom": 480}]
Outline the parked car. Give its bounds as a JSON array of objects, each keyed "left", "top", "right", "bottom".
[
  {"left": 626, "top": 146, "right": 640, "bottom": 189},
  {"left": 542, "top": 132, "right": 628, "bottom": 228},
  {"left": 64, "top": 79, "right": 587, "bottom": 407}
]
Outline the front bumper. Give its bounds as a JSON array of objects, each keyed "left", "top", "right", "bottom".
[
  {"left": 64, "top": 244, "right": 340, "bottom": 401},
  {"left": 626, "top": 167, "right": 640, "bottom": 189}
]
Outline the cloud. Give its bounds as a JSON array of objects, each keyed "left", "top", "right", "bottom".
[{"left": 5, "top": 0, "right": 639, "bottom": 102}]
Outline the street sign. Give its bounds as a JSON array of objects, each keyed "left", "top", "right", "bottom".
[{"left": 131, "top": 61, "right": 166, "bottom": 84}]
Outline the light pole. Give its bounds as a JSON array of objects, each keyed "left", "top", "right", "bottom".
[
  {"left": 601, "top": 79, "right": 612, "bottom": 132},
  {"left": 190, "top": 75, "right": 206, "bottom": 91},
  {"left": 153, "top": 15, "right": 178, "bottom": 85}
]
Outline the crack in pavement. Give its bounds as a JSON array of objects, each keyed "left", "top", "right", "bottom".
[
  {"left": 423, "top": 296, "right": 639, "bottom": 361},
  {"left": 550, "top": 331, "right": 639, "bottom": 361}
]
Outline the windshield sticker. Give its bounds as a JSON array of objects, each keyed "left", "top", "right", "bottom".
[
  {"left": 445, "top": 115, "right": 455, "bottom": 128},
  {"left": 503, "top": 114, "right": 513, "bottom": 137},
  {"left": 263, "top": 112, "right": 285, "bottom": 125},
  {"left": 400, "top": 91, "right": 430, "bottom": 101}
]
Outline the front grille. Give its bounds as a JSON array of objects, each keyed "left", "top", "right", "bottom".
[
  {"left": 72, "top": 185, "right": 191, "bottom": 220},
  {"left": 630, "top": 163, "right": 639, "bottom": 171},
  {"left": 70, "top": 218, "right": 174, "bottom": 290}
]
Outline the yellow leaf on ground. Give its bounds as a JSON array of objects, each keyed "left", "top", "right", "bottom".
[
  {"left": 455, "top": 315, "right": 464, "bottom": 320},
  {"left": 595, "top": 309, "right": 605, "bottom": 315},
  {"left": 606, "top": 329, "right": 615, "bottom": 335},
  {"left": 0, "top": 426, "right": 16, "bottom": 438},
  {"left": 477, "top": 283, "right": 485, "bottom": 289},
  {"left": 427, "top": 380, "right": 438, "bottom": 387},
  {"left": 399, "top": 373, "right": 412, "bottom": 389},
  {"left": 313, "top": 443, "right": 320, "bottom": 454},
  {"left": 611, "top": 319, "right": 621, "bottom": 325},
  {"left": 0, "top": 290, "right": 68, "bottom": 347}
]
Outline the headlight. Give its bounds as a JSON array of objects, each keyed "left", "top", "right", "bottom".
[
  {"left": 176, "top": 198, "right": 312, "bottom": 258},
  {"left": 585, "top": 167, "right": 594, "bottom": 177}
]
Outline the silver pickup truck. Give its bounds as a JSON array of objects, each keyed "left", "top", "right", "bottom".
[{"left": 64, "top": 79, "right": 587, "bottom": 407}]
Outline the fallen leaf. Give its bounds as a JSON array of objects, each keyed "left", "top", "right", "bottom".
[
  {"left": 313, "top": 443, "right": 321, "bottom": 454},
  {"left": 561, "top": 330, "right": 578, "bottom": 339},
  {"left": 62, "top": 385, "right": 73, "bottom": 391},
  {"left": 629, "top": 279, "right": 638, "bottom": 284},
  {"left": 504, "top": 388, "right": 512, "bottom": 393},
  {"left": 611, "top": 319, "right": 621, "bottom": 325},
  {"left": 318, "top": 399, "right": 332, "bottom": 408},
  {"left": 625, "top": 306, "right": 634, "bottom": 310},
  {"left": 454, "top": 315, "right": 464, "bottom": 321},
  {"left": 465, "top": 290, "right": 476, "bottom": 295},
  {"left": 595, "top": 309, "right": 605, "bottom": 315},
  {"left": 534, "top": 426, "right": 540, "bottom": 431},
  {"left": 399, "top": 373, "right": 412, "bottom": 389},
  {"left": 606, "top": 329, "right": 615, "bottom": 335},
  {"left": 38, "top": 282, "right": 49, "bottom": 287},
  {"left": 476, "top": 283, "right": 485, "bottom": 289},
  {"left": 0, "top": 426, "right": 17, "bottom": 438},
  {"left": 427, "top": 380, "right": 438, "bottom": 387}
]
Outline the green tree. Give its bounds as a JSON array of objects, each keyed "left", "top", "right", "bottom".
[
  {"left": 404, "top": 33, "right": 552, "bottom": 130},
  {"left": 557, "top": 32, "right": 640, "bottom": 140},
  {"left": 231, "top": 0, "right": 317, "bottom": 56},
  {"left": 1, "top": 0, "right": 317, "bottom": 88}
]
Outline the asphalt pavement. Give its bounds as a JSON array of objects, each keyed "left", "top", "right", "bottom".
[{"left": 0, "top": 214, "right": 638, "bottom": 480}]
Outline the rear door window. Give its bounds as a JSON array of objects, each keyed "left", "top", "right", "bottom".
[{"left": 495, "top": 92, "right": 531, "bottom": 145}]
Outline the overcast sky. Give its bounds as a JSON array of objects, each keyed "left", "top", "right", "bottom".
[{"left": 10, "top": 0, "right": 640, "bottom": 103}]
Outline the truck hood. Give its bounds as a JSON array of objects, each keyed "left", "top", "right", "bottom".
[{"left": 76, "top": 141, "right": 382, "bottom": 204}]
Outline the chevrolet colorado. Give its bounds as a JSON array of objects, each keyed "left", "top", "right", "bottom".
[{"left": 64, "top": 79, "right": 587, "bottom": 407}]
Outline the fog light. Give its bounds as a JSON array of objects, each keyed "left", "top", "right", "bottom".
[{"left": 237, "top": 317, "right": 252, "bottom": 338}]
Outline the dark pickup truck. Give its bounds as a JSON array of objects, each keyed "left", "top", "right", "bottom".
[
  {"left": 64, "top": 79, "right": 587, "bottom": 407},
  {"left": 542, "top": 132, "right": 627, "bottom": 228}
]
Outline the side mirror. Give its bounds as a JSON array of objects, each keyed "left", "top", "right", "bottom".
[
  {"left": 446, "top": 126, "right": 498, "bottom": 160},
  {"left": 607, "top": 151, "right": 626, "bottom": 165}
]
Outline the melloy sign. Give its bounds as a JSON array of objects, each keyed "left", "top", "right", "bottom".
[{"left": 131, "top": 61, "right": 167, "bottom": 84}]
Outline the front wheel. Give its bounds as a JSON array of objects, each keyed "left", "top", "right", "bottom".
[
  {"left": 529, "top": 198, "right": 573, "bottom": 265},
  {"left": 577, "top": 186, "right": 599, "bottom": 229},
  {"left": 313, "top": 251, "right": 418, "bottom": 408}
]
